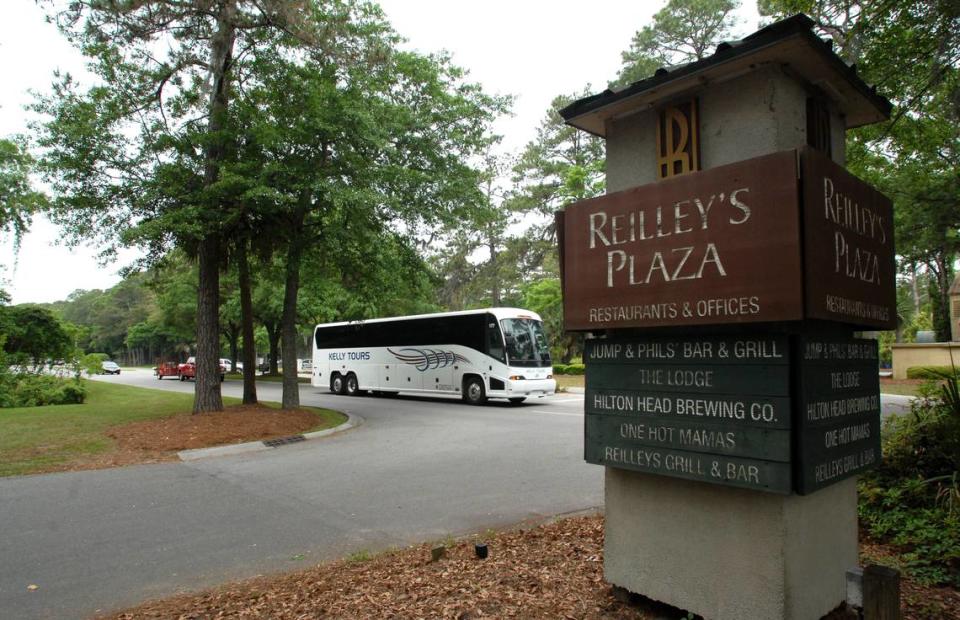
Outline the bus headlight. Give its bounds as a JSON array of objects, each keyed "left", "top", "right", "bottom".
[{"left": 509, "top": 375, "right": 525, "bottom": 381}]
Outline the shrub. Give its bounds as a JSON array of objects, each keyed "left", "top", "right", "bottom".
[
  {"left": 907, "top": 365, "right": 957, "bottom": 380},
  {"left": 859, "top": 383, "right": 960, "bottom": 586},
  {"left": 80, "top": 353, "right": 109, "bottom": 376},
  {"left": 0, "top": 374, "right": 87, "bottom": 408},
  {"left": 553, "top": 363, "right": 585, "bottom": 375}
]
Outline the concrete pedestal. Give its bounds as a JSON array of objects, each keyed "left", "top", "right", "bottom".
[{"left": 604, "top": 468, "right": 858, "bottom": 620}]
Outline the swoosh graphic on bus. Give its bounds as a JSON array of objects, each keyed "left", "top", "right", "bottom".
[{"left": 388, "top": 348, "right": 471, "bottom": 372}]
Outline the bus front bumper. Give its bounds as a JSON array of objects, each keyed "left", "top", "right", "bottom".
[{"left": 503, "top": 378, "right": 556, "bottom": 399}]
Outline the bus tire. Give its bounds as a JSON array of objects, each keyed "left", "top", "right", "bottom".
[
  {"left": 463, "top": 376, "right": 487, "bottom": 405},
  {"left": 330, "top": 373, "right": 346, "bottom": 395},
  {"left": 345, "top": 373, "right": 360, "bottom": 396},
  {"left": 508, "top": 397, "right": 526, "bottom": 405}
]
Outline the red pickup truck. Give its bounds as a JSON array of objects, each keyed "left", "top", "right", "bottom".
[{"left": 177, "top": 357, "right": 226, "bottom": 382}]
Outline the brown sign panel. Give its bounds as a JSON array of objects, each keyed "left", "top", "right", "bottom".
[
  {"left": 801, "top": 148, "right": 896, "bottom": 329},
  {"left": 561, "top": 151, "right": 804, "bottom": 331}
]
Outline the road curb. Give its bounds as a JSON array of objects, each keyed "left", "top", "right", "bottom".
[{"left": 178, "top": 410, "right": 364, "bottom": 462}]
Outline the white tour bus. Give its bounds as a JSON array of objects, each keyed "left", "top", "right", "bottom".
[{"left": 311, "top": 308, "right": 556, "bottom": 404}]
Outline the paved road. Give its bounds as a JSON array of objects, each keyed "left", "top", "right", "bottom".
[
  {"left": 1, "top": 371, "right": 601, "bottom": 619},
  {"left": 1, "top": 370, "right": 914, "bottom": 619}
]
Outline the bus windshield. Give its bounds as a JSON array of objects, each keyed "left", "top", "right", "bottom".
[{"left": 500, "top": 318, "right": 551, "bottom": 368}]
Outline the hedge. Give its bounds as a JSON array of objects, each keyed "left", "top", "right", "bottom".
[
  {"left": 553, "top": 363, "right": 585, "bottom": 375},
  {"left": 906, "top": 366, "right": 958, "bottom": 380},
  {"left": 0, "top": 374, "right": 87, "bottom": 408}
]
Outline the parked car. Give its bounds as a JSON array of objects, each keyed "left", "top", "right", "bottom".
[
  {"left": 101, "top": 361, "right": 121, "bottom": 375},
  {"left": 177, "top": 357, "right": 226, "bottom": 382},
  {"left": 220, "top": 358, "right": 243, "bottom": 372}
]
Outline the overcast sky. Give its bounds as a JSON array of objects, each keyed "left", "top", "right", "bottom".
[{"left": 0, "top": 0, "right": 760, "bottom": 305}]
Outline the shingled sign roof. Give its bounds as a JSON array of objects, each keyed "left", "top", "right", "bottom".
[{"left": 559, "top": 14, "right": 892, "bottom": 137}]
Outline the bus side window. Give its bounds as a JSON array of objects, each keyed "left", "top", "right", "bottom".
[{"left": 486, "top": 321, "right": 505, "bottom": 363}]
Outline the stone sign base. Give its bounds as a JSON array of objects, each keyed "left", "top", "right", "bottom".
[{"left": 604, "top": 468, "right": 857, "bottom": 619}]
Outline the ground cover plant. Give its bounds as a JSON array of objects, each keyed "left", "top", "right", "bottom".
[
  {"left": 859, "top": 372, "right": 960, "bottom": 587},
  {"left": 0, "top": 326, "right": 87, "bottom": 409},
  {"left": 908, "top": 366, "right": 960, "bottom": 380},
  {"left": 0, "top": 381, "right": 345, "bottom": 477},
  {"left": 0, "top": 371, "right": 86, "bottom": 408}
]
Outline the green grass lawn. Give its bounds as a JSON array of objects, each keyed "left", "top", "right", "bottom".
[
  {"left": 0, "top": 381, "right": 344, "bottom": 478},
  {"left": 555, "top": 375, "right": 585, "bottom": 391}
]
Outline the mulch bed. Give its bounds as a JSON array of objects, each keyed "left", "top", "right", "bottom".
[
  {"left": 861, "top": 540, "right": 960, "bottom": 619},
  {"left": 64, "top": 406, "right": 323, "bottom": 473},
  {"left": 108, "top": 405, "right": 320, "bottom": 452},
  {"left": 100, "top": 515, "right": 960, "bottom": 620}
]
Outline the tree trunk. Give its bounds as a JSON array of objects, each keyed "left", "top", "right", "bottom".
[
  {"left": 238, "top": 240, "right": 258, "bottom": 404},
  {"left": 227, "top": 327, "right": 239, "bottom": 372},
  {"left": 266, "top": 322, "right": 281, "bottom": 375},
  {"left": 194, "top": 236, "right": 224, "bottom": 413},
  {"left": 911, "top": 263, "right": 921, "bottom": 314},
  {"left": 281, "top": 204, "right": 308, "bottom": 409},
  {"left": 193, "top": 0, "right": 237, "bottom": 413},
  {"left": 930, "top": 256, "right": 953, "bottom": 342}
]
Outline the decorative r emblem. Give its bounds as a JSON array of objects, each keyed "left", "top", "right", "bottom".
[{"left": 656, "top": 98, "right": 700, "bottom": 179}]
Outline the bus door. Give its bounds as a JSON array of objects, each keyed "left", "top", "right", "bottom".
[
  {"left": 380, "top": 357, "right": 423, "bottom": 391},
  {"left": 397, "top": 360, "right": 423, "bottom": 391},
  {"left": 423, "top": 351, "right": 454, "bottom": 393}
]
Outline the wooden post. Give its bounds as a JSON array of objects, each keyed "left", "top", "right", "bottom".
[{"left": 863, "top": 564, "right": 900, "bottom": 620}]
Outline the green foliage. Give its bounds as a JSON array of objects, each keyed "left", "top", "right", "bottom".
[
  {"left": 761, "top": 0, "right": 960, "bottom": 347},
  {"left": 512, "top": 89, "right": 605, "bottom": 232},
  {"left": 0, "top": 374, "right": 86, "bottom": 408},
  {"left": 907, "top": 366, "right": 958, "bottom": 380},
  {"left": 0, "top": 137, "right": 46, "bottom": 249},
  {"left": 80, "top": 353, "right": 109, "bottom": 376},
  {"left": 859, "top": 387, "right": 960, "bottom": 585},
  {"left": 614, "top": 0, "right": 740, "bottom": 87},
  {"left": 1, "top": 305, "right": 74, "bottom": 366},
  {"left": 552, "top": 363, "right": 585, "bottom": 376},
  {"left": 520, "top": 278, "right": 581, "bottom": 363}
]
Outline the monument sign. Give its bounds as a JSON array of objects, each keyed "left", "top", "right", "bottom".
[{"left": 556, "top": 13, "right": 895, "bottom": 619}]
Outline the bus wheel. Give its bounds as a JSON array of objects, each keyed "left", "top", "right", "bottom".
[
  {"left": 330, "top": 373, "right": 346, "bottom": 395},
  {"left": 508, "top": 397, "right": 526, "bottom": 405},
  {"left": 345, "top": 373, "right": 360, "bottom": 396},
  {"left": 463, "top": 377, "right": 487, "bottom": 405}
]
